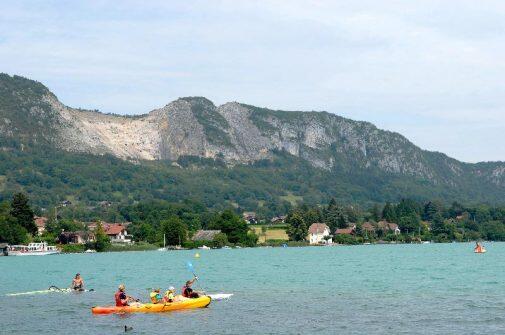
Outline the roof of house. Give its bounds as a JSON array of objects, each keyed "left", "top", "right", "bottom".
[
  {"left": 34, "top": 216, "right": 48, "bottom": 228},
  {"left": 388, "top": 223, "right": 399, "bottom": 230},
  {"left": 335, "top": 228, "right": 355, "bottom": 235},
  {"left": 59, "top": 231, "right": 94, "bottom": 238},
  {"left": 377, "top": 221, "right": 400, "bottom": 231},
  {"left": 308, "top": 223, "right": 330, "bottom": 234},
  {"left": 362, "top": 222, "right": 375, "bottom": 231},
  {"left": 192, "top": 230, "right": 222, "bottom": 241},
  {"left": 104, "top": 224, "right": 126, "bottom": 236}
]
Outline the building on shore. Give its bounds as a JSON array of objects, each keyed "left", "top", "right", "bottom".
[
  {"left": 308, "top": 223, "right": 332, "bottom": 245},
  {"left": 103, "top": 224, "right": 132, "bottom": 244},
  {"left": 58, "top": 231, "right": 95, "bottom": 244},
  {"left": 270, "top": 215, "right": 287, "bottom": 224},
  {"left": 242, "top": 212, "right": 257, "bottom": 224},
  {"left": 192, "top": 230, "right": 222, "bottom": 241},
  {"left": 335, "top": 227, "right": 355, "bottom": 236},
  {"left": 34, "top": 216, "right": 48, "bottom": 236},
  {"left": 377, "top": 221, "right": 401, "bottom": 235}
]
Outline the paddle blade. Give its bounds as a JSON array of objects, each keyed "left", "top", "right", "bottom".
[{"left": 186, "top": 261, "right": 194, "bottom": 272}]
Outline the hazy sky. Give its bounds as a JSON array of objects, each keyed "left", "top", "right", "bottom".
[{"left": 1, "top": 1, "right": 504, "bottom": 163}]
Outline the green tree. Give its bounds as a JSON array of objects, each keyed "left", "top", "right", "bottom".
[
  {"left": 423, "top": 201, "right": 442, "bottom": 221},
  {"left": 370, "top": 204, "right": 381, "bottom": 221},
  {"left": 286, "top": 213, "right": 307, "bottom": 241},
  {"left": 10, "top": 193, "right": 36, "bottom": 235},
  {"left": 212, "top": 232, "right": 229, "bottom": 248},
  {"left": 398, "top": 213, "right": 421, "bottom": 235},
  {"left": 209, "top": 209, "right": 250, "bottom": 244},
  {"left": 161, "top": 216, "right": 187, "bottom": 246},
  {"left": 382, "top": 202, "right": 396, "bottom": 222},
  {"left": 93, "top": 222, "right": 110, "bottom": 252}
]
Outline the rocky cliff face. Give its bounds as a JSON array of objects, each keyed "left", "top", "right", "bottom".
[{"left": 1, "top": 74, "right": 504, "bottom": 189}]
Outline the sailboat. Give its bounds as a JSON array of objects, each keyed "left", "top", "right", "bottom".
[{"left": 157, "top": 234, "right": 166, "bottom": 251}]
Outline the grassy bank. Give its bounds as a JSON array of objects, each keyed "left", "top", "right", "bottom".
[{"left": 106, "top": 242, "right": 159, "bottom": 252}]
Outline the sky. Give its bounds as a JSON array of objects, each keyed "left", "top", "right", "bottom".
[{"left": 1, "top": 0, "right": 504, "bottom": 163}]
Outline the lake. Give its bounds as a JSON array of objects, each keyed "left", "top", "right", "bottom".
[{"left": 1, "top": 243, "right": 504, "bottom": 334}]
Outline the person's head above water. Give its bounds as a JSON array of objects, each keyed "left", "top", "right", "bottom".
[
  {"left": 118, "top": 284, "right": 125, "bottom": 291},
  {"left": 185, "top": 280, "right": 192, "bottom": 286},
  {"left": 75, "top": 273, "right": 80, "bottom": 279},
  {"left": 168, "top": 286, "right": 175, "bottom": 292}
]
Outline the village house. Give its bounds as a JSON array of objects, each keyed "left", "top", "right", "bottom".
[
  {"left": 242, "top": 212, "right": 257, "bottom": 224},
  {"left": 270, "top": 215, "right": 287, "bottom": 224},
  {"left": 192, "top": 230, "right": 222, "bottom": 241},
  {"left": 308, "top": 223, "right": 332, "bottom": 245},
  {"left": 34, "top": 216, "right": 48, "bottom": 236},
  {"left": 361, "top": 222, "right": 376, "bottom": 234},
  {"left": 58, "top": 231, "right": 95, "bottom": 245},
  {"left": 103, "top": 223, "right": 132, "bottom": 244},
  {"left": 377, "top": 221, "right": 401, "bottom": 235},
  {"left": 335, "top": 227, "right": 355, "bottom": 236}
]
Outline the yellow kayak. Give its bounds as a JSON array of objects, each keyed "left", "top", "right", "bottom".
[{"left": 92, "top": 296, "right": 211, "bottom": 314}]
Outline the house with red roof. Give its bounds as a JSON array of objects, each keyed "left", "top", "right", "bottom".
[
  {"left": 34, "top": 216, "right": 48, "bottom": 236},
  {"left": 335, "top": 227, "right": 355, "bottom": 235},
  {"left": 377, "top": 221, "right": 401, "bottom": 235},
  {"left": 103, "top": 223, "right": 132, "bottom": 244},
  {"left": 308, "top": 223, "right": 332, "bottom": 245}
]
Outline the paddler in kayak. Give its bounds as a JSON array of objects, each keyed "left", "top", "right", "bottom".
[
  {"left": 115, "top": 284, "right": 136, "bottom": 306},
  {"left": 182, "top": 277, "right": 200, "bottom": 298},
  {"left": 71, "top": 273, "right": 84, "bottom": 291},
  {"left": 149, "top": 288, "right": 162, "bottom": 304}
]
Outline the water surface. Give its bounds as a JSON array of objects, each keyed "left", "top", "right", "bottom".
[{"left": 1, "top": 243, "right": 504, "bottom": 334}]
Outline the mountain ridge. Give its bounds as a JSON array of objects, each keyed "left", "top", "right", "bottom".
[{"left": 1, "top": 73, "right": 504, "bottom": 207}]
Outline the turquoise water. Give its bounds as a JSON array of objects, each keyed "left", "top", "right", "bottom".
[{"left": 1, "top": 243, "right": 504, "bottom": 334}]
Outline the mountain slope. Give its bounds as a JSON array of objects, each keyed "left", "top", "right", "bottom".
[{"left": 0, "top": 73, "right": 504, "bottom": 209}]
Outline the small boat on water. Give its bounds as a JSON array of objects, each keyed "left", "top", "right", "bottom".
[
  {"left": 198, "top": 245, "right": 211, "bottom": 250},
  {"left": 91, "top": 296, "right": 212, "bottom": 314},
  {"left": 7, "top": 242, "right": 59, "bottom": 256}
]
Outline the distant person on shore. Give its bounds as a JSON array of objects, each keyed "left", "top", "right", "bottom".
[
  {"left": 182, "top": 277, "right": 200, "bottom": 298},
  {"left": 115, "top": 284, "right": 136, "bottom": 306},
  {"left": 71, "top": 273, "right": 84, "bottom": 291},
  {"left": 149, "top": 288, "right": 162, "bottom": 304},
  {"left": 163, "top": 286, "right": 175, "bottom": 303}
]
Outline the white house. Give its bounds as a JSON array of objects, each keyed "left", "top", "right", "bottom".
[
  {"left": 308, "top": 223, "right": 332, "bottom": 245},
  {"left": 104, "top": 224, "right": 132, "bottom": 244}
]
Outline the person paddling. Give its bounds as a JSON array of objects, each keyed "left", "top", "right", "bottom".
[
  {"left": 71, "top": 273, "right": 84, "bottom": 291},
  {"left": 182, "top": 277, "right": 200, "bottom": 298},
  {"left": 115, "top": 284, "right": 136, "bottom": 306}
]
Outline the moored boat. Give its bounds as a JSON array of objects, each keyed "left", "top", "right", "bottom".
[{"left": 7, "top": 242, "right": 59, "bottom": 256}]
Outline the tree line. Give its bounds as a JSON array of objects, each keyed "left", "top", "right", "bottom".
[
  {"left": 285, "top": 198, "right": 505, "bottom": 243},
  {"left": 0, "top": 194, "right": 258, "bottom": 249}
]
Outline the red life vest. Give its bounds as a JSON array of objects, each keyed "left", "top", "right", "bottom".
[{"left": 115, "top": 291, "right": 126, "bottom": 306}]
